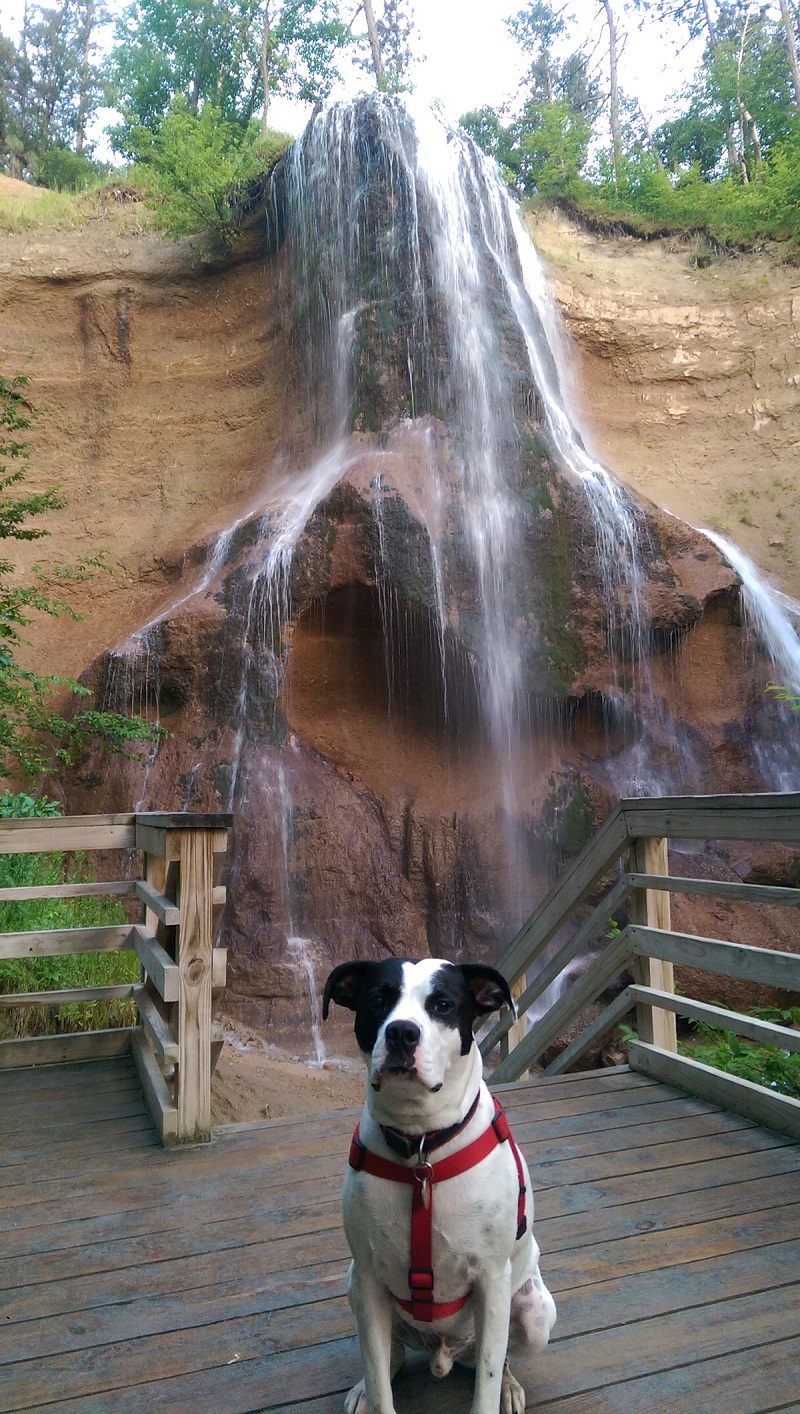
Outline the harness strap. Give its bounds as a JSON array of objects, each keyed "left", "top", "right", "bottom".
[{"left": 348, "top": 1095, "right": 527, "bottom": 1322}]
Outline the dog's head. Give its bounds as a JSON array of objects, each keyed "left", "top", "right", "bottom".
[{"left": 323, "top": 957, "right": 513, "bottom": 1098}]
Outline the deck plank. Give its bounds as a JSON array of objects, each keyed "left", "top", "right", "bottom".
[{"left": 0, "top": 1063, "right": 797, "bottom": 1414}]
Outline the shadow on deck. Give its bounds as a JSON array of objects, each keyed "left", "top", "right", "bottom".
[{"left": 1, "top": 1058, "right": 799, "bottom": 1413}]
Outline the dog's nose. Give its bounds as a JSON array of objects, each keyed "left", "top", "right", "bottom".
[{"left": 385, "top": 1020, "right": 421, "bottom": 1053}]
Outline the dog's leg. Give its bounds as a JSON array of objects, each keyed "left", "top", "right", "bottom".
[
  {"left": 345, "top": 1264, "right": 402, "bottom": 1414},
  {"left": 470, "top": 1262, "right": 514, "bottom": 1414},
  {"left": 508, "top": 1268, "right": 557, "bottom": 1358}
]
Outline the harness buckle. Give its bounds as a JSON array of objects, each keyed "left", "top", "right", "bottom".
[{"left": 409, "top": 1267, "right": 434, "bottom": 1292}]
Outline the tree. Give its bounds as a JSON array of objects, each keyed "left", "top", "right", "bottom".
[
  {"left": 355, "top": 0, "right": 416, "bottom": 92},
  {"left": 777, "top": 0, "right": 800, "bottom": 107},
  {"left": 0, "top": 1, "right": 105, "bottom": 178},
  {"left": 259, "top": 0, "right": 353, "bottom": 132},
  {"left": 74, "top": 0, "right": 105, "bottom": 153},
  {"left": 360, "top": 0, "right": 386, "bottom": 87},
  {"left": 107, "top": 0, "right": 352, "bottom": 155},
  {"left": 483, "top": 1, "right": 599, "bottom": 196},
  {"left": 655, "top": 2, "right": 796, "bottom": 179},
  {"left": 0, "top": 367, "right": 163, "bottom": 782}
]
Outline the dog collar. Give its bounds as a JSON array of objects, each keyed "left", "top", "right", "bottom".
[
  {"left": 348, "top": 1095, "right": 527, "bottom": 1323},
  {"left": 378, "top": 1089, "right": 482, "bottom": 1160}
]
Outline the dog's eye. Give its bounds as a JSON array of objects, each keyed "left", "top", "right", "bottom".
[
  {"left": 431, "top": 996, "right": 453, "bottom": 1015},
  {"left": 367, "top": 989, "right": 390, "bottom": 1014}
]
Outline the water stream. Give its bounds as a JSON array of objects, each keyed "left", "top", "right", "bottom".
[{"left": 107, "top": 95, "right": 800, "bottom": 1053}]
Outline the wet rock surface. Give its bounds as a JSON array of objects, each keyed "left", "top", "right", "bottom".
[{"left": 11, "top": 114, "right": 796, "bottom": 1053}]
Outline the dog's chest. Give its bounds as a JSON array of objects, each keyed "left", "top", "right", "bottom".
[{"left": 343, "top": 1145, "right": 519, "bottom": 1298}]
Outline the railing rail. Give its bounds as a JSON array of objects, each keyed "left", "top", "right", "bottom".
[
  {"left": 0, "top": 810, "right": 231, "bottom": 1144},
  {"left": 486, "top": 793, "right": 800, "bottom": 1140}
]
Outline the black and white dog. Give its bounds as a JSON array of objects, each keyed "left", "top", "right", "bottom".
[{"left": 323, "top": 957, "right": 556, "bottom": 1414}]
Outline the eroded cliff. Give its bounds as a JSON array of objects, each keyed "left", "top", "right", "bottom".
[
  {"left": 2, "top": 156, "right": 798, "bottom": 1052},
  {"left": 530, "top": 205, "right": 800, "bottom": 598}
]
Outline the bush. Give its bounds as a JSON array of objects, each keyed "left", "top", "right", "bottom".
[
  {"left": 0, "top": 791, "right": 140, "bottom": 1039},
  {"left": 571, "top": 125, "right": 800, "bottom": 252},
  {"left": 33, "top": 147, "right": 105, "bottom": 193},
  {"left": 679, "top": 1006, "right": 800, "bottom": 1099},
  {"left": 123, "top": 101, "right": 291, "bottom": 246}
]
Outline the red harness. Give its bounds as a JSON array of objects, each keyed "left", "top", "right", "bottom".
[{"left": 348, "top": 1095, "right": 527, "bottom": 1322}]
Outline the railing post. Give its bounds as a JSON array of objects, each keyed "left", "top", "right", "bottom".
[
  {"left": 174, "top": 827, "right": 215, "bottom": 1143},
  {"left": 134, "top": 813, "right": 230, "bottom": 1145},
  {"left": 497, "top": 978, "right": 528, "bottom": 1074},
  {"left": 629, "top": 835, "right": 678, "bottom": 1053}
]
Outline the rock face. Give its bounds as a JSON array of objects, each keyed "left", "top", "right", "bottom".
[
  {"left": 530, "top": 205, "right": 800, "bottom": 600},
  {"left": 54, "top": 101, "right": 798, "bottom": 1052}
]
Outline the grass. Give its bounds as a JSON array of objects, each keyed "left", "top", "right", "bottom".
[
  {"left": 0, "top": 176, "right": 154, "bottom": 237},
  {"left": 0, "top": 849, "right": 140, "bottom": 1039}
]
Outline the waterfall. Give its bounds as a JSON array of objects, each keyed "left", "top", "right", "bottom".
[
  {"left": 702, "top": 531, "right": 800, "bottom": 694},
  {"left": 702, "top": 530, "right": 800, "bottom": 789},
  {"left": 99, "top": 94, "right": 800, "bottom": 1053}
]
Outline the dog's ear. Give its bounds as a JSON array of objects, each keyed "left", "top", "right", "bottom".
[
  {"left": 322, "top": 960, "right": 372, "bottom": 1019},
  {"left": 459, "top": 964, "right": 515, "bottom": 1017}
]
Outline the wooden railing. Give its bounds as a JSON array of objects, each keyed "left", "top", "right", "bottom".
[
  {"left": 0, "top": 811, "right": 231, "bottom": 1144},
  {"left": 485, "top": 794, "right": 800, "bottom": 1140}
]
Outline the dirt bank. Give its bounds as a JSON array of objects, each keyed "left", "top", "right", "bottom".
[{"left": 530, "top": 206, "right": 800, "bottom": 599}]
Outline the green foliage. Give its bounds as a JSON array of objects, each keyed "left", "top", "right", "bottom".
[
  {"left": 33, "top": 145, "right": 105, "bottom": 191},
  {"left": 516, "top": 97, "right": 593, "bottom": 197},
  {"left": 1, "top": 0, "right": 105, "bottom": 181},
  {"left": 0, "top": 791, "right": 139, "bottom": 1039},
  {"left": 126, "top": 101, "right": 291, "bottom": 244},
  {"left": 767, "top": 681, "right": 800, "bottom": 712},
  {"left": 680, "top": 1006, "right": 800, "bottom": 1099},
  {"left": 0, "top": 366, "right": 166, "bottom": 780},
  {"left": 107, "top": 0, "right": 353, "bottom": 153},
  {"left": 656, "top": 3, "right": 797, "bottom": 179},
  {"left": 570, "top": 123, "right": 800, "bottom": 249}
]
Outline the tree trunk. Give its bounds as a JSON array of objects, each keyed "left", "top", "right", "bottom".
[
  {"left": 699, "top": 0, "right": 740, "bottom": 170},
  {"left": 599, "top": 0, "right": 622, "bottom": 189},
  {"left": 778, "top": 0, "right": 800, "bottom": 108},
  {"left": 76, "top": 0, "right": 94, "bottom": 155},
  {"left": 261, "top": 1, "right": 271, "bottom": 134},
  {"left": 701, "top": 0, "right": 718, "bottom": 47},
  {"left": 362, "top": 0, "right": 386, "bottom": 90}
]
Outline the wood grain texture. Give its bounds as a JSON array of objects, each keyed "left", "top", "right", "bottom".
[
  {"left": 629, "top": 925, "right": 800, "bottom": 989},
  {"left": 131, "top": 926, "right": 180, "bottom": 1003},
  {"left": 629, "top": 1040, "right": 800, "bottom": 1140},
  {"left": 630, "top": 836, "right": 678, "bottom": 1052},
  {"left": 0, "top": 1064, "right": 797, "bottom": 1413},
  {"left": 0, "top": 816, "right": 136, "bottom": 855},
  {"left": 0, "top": 925, "right": 134, "bottom": 959},
  {"left": 0, "top": 1029, "right": 132, "bottom": 1069},
  {"left": 630, "top": 985, "right": 800, "bottom": 1053},
  {"left": 626, "top": 872, "right": 800, "bottom": 906},
  {"left": 175, "top": 829, "right": 214, "bottom": 1143}
]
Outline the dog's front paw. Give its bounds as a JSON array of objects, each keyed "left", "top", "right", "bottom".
[
  {"left": 501, "top": 1363, "right": 527, "bottom": 1414},
  {"left": 344, "top": 1379, "right": 367, "bottom": 1414}
]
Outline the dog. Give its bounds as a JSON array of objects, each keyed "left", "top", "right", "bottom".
[{"left": 323, "top": 956, "right": 556, "bottom": 1414}]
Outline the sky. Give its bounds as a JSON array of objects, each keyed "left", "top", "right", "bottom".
[{"left": 0, "top": 0, "right": 701, "bottom": 158}]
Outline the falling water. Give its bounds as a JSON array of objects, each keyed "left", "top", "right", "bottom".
[
  {"left": 106, "top": 95, "right": 800, "bottom": 1055},
  {"left": 276, "top": 754, "right": 327, "bottom": 1065},
  {"left": 702, "top": 530, "right": 800, "bottom": 789},
  {"left": 703, "top": 531, "right": 800, "bottom": 693}
]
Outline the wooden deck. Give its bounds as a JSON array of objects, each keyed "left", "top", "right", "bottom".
[{"left": 1, "top": 1060, "right": 799, "bottom": 1413}]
